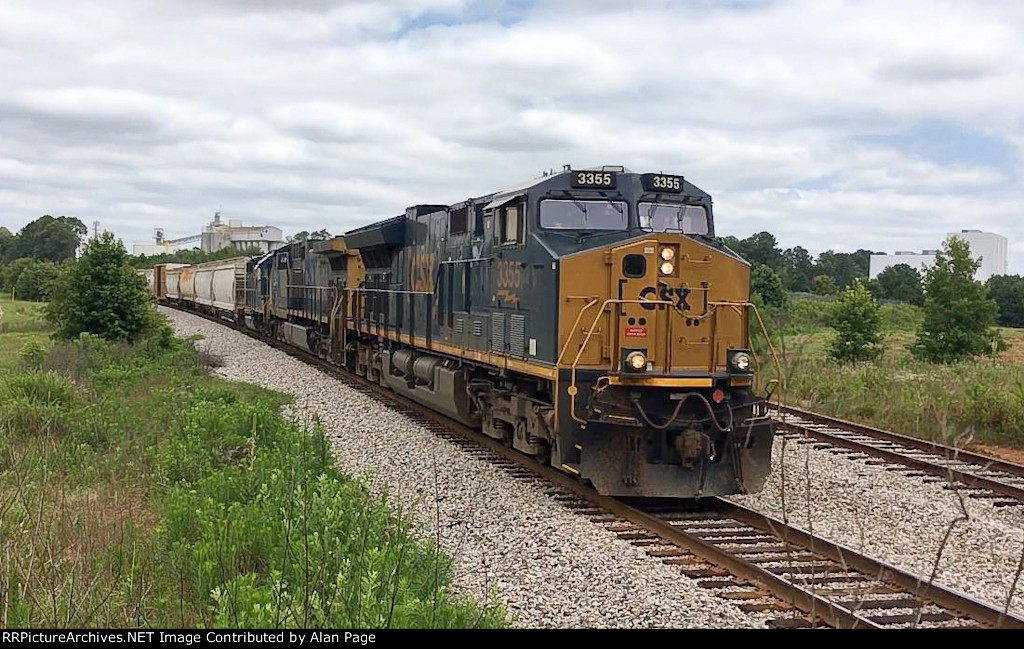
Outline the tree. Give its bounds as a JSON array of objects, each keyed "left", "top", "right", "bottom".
[
  {"left": 913, "top": 237, "right": 999, "bottom": 363},
  {"left": 751, "top": 265, "right": 788, "bottom": 308},
  {"left": 874, "top": 263, "right": 924, "bottom": 305},
  {"left": 290, "top": 231, "right": 310, "bottom": 242},
  {"left": 779, "top": 245, "right": 814, "bottom": 292},
  {"left": 9, "top": 215, "right": 86, "bottom": 262},
  {"left": 45, "top": 232, "right": 154, "bottom": 341},
  {"left": 0, "top": 257, "right": 34, "bottom": 292},
  {"left": 0, "top": 226, "right": 13, "bottom": 262},
  {"left": 986, "top": 275, "right": 1024, "bottom": 328},
  {"left": 827, "top": 281, "right": 882, "bottom": 362},
  {"left": 311, "top": 229, "right": 331, "bottom": 241},
  {"left": 812, "top": 274, "right": 837, "bottom": 296},
  {"left": 816, "top": 249, "right": 871, "bottom": 290},
  {"left": 13, "top": 259, "right": 60, "bottom": 301}
]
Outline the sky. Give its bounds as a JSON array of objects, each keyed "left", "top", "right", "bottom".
[{"left": 1, "top": 0, "right": 1022, "bottom": 272}]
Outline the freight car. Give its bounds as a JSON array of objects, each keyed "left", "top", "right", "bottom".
[{"left": 154, "top": 165, "right": 775, "bottom": 499}]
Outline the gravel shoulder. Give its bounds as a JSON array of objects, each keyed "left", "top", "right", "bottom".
[
  {"left": 163, "top": 307, "right": 764, "bottom": 628},
  {"left": 729, "top": 436, "right": 1024, "bottom": 618}
]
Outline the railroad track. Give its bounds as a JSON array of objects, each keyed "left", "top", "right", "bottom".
[
  {"left": 165, "top": 305, "right": 1024, "bottom": 629},
  {"left": 772, "top": 405, "right": 1024, "bottom": 506}
]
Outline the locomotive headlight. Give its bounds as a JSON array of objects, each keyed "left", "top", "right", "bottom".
[
  {"left": 728, "top": 349, "right": 752, "bottom": 373},
  {"left": 660, "top": 246, "right": 675, "bottom": 261},
  {"left": 626, "top": 351, "right": 647, "bottom": 371},
  {"left": 659, "top": 261, "right": 674, "bottom": 276}
]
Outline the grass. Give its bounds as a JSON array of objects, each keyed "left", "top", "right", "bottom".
[
  {"left": 755, "top": 299, "right": 1024, "bottom": 449},
  {"left": 0, "top": 296, "right": 51, "bottom": 369},
  {"left": 0, "top": 311, "right": 505, "bottom": 628}
]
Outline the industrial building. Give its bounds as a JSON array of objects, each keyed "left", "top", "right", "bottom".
[
  {"left": 869, "top": 230, "right": 1008, "bottom": 282},
  {"left": 133, "top": 212, "right": 285, "bottom": 256}
]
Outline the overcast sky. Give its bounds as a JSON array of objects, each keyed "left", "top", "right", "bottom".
[{"left": 2, "top": 0, "right": 1022, "bottom": 271}]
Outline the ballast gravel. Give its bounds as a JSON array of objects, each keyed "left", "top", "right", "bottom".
[
  {"left": 728, "top": 433, "right": 1024, "bottom": 618},
  {"left": 161, "top": 308, "right": 763, "bottom": 628}
]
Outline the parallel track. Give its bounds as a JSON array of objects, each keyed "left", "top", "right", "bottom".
[
  {"left": 165, "top": 305, "right": 1024, "bottom": 629},
  {"left": 772, "top": 405, "right": 1024, "bottom": 506}
]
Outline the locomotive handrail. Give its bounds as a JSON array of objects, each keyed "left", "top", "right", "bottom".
[
  {"left": 563, "top": 298, "right": 783, "bottom": 425},
  {"left": 554, "top": 298, "right": 599, "bottom": 366},
  {"left": 707, "top": 300, "right": 785, "bottom": 412},
  {"left": 566, "top": 297, "right": 673, "bottom": 424}
]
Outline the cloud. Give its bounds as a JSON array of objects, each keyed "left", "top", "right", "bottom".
[{"left": 0, "top": 0, "right": 1022, "bottom": 272}]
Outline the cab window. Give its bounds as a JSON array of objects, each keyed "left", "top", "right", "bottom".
[{"left": 500, "top": 203, "right": 524, "bottom": 245}]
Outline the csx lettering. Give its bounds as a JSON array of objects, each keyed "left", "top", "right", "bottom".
[
  {"left": 496, "top": 260, "right": 521, "bottom": 289},
  {"left": 409, "top": 252, "right": 435, "bottom": 292},
  {"left": 639, "top": 285, "right": 691, "bottom": 312}
]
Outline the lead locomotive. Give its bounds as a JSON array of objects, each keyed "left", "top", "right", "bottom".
[{"left": 151, "top": 166, "right": 775, "bottom": 498}]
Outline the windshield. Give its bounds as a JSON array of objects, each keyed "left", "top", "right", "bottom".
[
  {"left": 540, "top": 199, "right": 627, "bottom": 230},
  {"left": 639, "top": 203, "right": 709, "bottom": 235}
]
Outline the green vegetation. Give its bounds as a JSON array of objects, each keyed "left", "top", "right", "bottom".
[
  {"left": 0, "top": 216, "right": 85, "bottom": 301},
  {"left": 870, "top": 263, "right": 924, "bottom": 306},
  {"left": 913, "top": 237, "right": 1000, "bottom": 363},
  {"left": 0, "top": 312, "right": 504, "bottom": 628},
  {"left": 751, "top": 265, "right": 788, "bottom": 308},
  {"left": 1, "top": 215, "right": 86, "bottom": 263},
  {"left": 129, "top": 245, "right": 265, "bottom": 269},
  {"left": 827, "top": 282, "right": 882, "bottom": 363},
  {"left": 754, "top": 295, "right": 1023, "bottom": 448},
  {"left": 986, "top": 274, "right": 1024, "bottom": 328},
  {"left": 46, "top": 232, "right": 156, "bottom": 342},
  {"left": 0, "top": 296, "right": 51, "bottom": 369},
  {"left": 722, "top": 231, "right": 874, "bottom": 294}
]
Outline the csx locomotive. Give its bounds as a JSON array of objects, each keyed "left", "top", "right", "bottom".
[{"left": 149, "top": 166, "right": 774, "bottom": 498}]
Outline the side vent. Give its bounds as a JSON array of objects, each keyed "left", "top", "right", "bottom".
[
  {"left": 455, "top": 317, "right": 464, "bottom": 334},
  {"left": 491, "top": 312, "right": 506, "bottom": 352},
  {"left": 472, "top": 320, "right": 483, "bottom": 336},
  {"left": 510, "top": 314, "right": 526, "bottom": 358}
]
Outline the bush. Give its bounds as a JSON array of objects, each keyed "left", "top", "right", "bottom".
[
  {"left": 812, "top": 274, "right": 837, "bottom": 296},
  {"left": 827, "top": 281, "right": 882, "bottom": 362},
  {"left": 913, "top": 237, "right": 1000, "bottom": 363},
  {"left": 45, "top": 232, "right": 156, "bottom": 342}
]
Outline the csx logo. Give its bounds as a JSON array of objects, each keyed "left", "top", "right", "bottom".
[
  {"left": 409, "top": 252, "right": 435, "bottom": 292},
  {"left": 639, "top": 284, "right": 691, "bottom": 311}
]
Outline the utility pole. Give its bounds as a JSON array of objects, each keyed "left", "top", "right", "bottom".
[{"left": 93, "top": 220, "right": 100, "bottom": 239}]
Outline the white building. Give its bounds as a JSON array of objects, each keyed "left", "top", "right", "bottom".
[
  {"left": 200, "top": 214, "right": 283, "bottom": 254},
  {"left": 132, "top": 213, "right": 285, "bottom": 256},
  {"left": 869, "top": 230, "right": 1008, "bottom": 282}
]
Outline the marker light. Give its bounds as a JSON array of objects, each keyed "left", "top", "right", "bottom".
[
  {"left": 626, "top": 351, "right": 647, "bottom": 371},
  {"left": 660, "top": 247, "right": 675, "bottom": 261},
  {"left": 659, "top": 261, "right": 674, "bottom": 275}
]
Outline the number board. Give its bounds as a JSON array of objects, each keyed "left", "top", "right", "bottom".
[
  {"left": 641, "top": 174, "right": 683, "bottom": 193},
  {"left": 570, "top": 171, "right": 617, "bottom": 189}
]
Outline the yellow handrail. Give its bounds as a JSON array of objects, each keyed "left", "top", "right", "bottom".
[{"left": 567, "top": 297, "right": 673, "bottom": 423}]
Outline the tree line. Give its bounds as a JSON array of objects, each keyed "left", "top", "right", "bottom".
[
  {"left": 727, "top": 230, "right": 1023, "bottom": 328},
  {"left": 0, "top": 215, "right": 87, "bottom": 301}
]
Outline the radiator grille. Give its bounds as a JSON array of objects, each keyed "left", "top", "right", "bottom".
[
  {"left": 509, "top": 314, "right": 526, "bottom": 358},
  {"left": 490, "top": 312, "right": 505, "bottom": 352}
]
